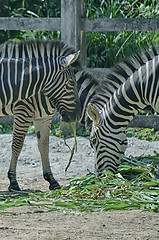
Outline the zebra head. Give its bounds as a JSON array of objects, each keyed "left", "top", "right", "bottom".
[
  {"left": 54, "top": 50, "right": 81, "bottom": 122},
  {"left": 87, "top": 103, "right": 127, "bottom": 176},
  {"left": 43, "top": 50, "right": 81, "bottom": 122}
]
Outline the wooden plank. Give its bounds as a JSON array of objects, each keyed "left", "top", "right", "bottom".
[
  {"left": 0, "top": 114, "right": 159, "bottom": 130},
  {"left": 0, "top": 17, "right": 158, "bottom": 33},
  {"left": 0, "top": 116, "right": 13, "bottom": 125},
  {"left": 86, "top": 68, "right": 110, "bottom": 80},
  {"left": 0, "top": 17, "right": 158, "bottom": 32},
  {"left": 61, "top": 0, "right": 81, "bottom": 50},
  {"left": 80, "top": 0, "right": 87, "bottom": 66},
  {"left": 0, "top": 17, "right": 61, "bottom": 31},
  {"left": 82, "top": 18, "right": 159, "bottom": 32},
  {"left": 128, "top": 115, "right": 159, "bottom": 130}
]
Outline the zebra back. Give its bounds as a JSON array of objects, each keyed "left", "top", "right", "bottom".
[{"left": 87, "top": 44, "right": 159, "bottom": 175}]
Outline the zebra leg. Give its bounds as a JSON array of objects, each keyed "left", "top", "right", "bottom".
[
  {"left": 8, "top": 115, "right": 33, "bottom": 192},
  {"left": 33, "top": 116, "right": 61, "bottom": 190}
]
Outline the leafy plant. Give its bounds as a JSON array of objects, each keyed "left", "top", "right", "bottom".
[
  {"left": 0, "top": 0, "right": 61, "bottom": 43},
  {"left": 0, "top": 124, "right": 13, "bottom": 133},
  {"left": 126, "top": 128, "right": 159, "bottom": 141},
  {"left": 0, "top": 153, "right": 159, "bottom": 214},
  {"left": 0, "top": 0, "right": 158, "bottom": 66},
  {"left": 86, "top": 0, "right": 159, "bottom": 67}
]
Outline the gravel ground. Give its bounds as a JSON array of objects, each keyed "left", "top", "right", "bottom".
[{"left": 0, "top": 134, "right": 159, "bottom": 240}]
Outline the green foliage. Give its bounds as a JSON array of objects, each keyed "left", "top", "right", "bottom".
[
  {"left": 0, "top": 0, "right": 60, "bottom": 18},
  {"left": 0, "top": 0, "right": 158, "bottom": 67},
  {"left": 1, "top": 122, "right": 159, "bottom": 142},
  {"left": 28, "top": 124, "right": 36, "bottom": 134},
  {"left": 50, "top": 122, "right": 62, "bottom": 137},
  {"left": 0, "top": 154, "right": 159, "bottom": 213},
  {"left": 50, "top": 122, "right": 89, "bottom": 138},
  {"left": 0, "top": 124, "right": 13, "bottom": 133},
  {"left": 126, "top": 128, "right": 159, "bottom": 141},
  {"left": 0, "top": 0, "right": 61, "bottom": 43},
  {"left": 28, "top": 122, "right": 89, "bottom": 137},
  {"left": 86, "top": 0, "right": 159, "bottom": 67}
]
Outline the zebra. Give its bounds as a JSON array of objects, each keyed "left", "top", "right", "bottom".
[
  {"left": 6, "top": 44, "right": 159, "bottom": 191},
  {"left": 6, "top": 70, "right": 99, "bottom": 191},
  {"left": 0, "top": 40, "right": 81, "bottom": 123},
  {"left": 87, "top": 44, "right": 159, "bottom": 175}
]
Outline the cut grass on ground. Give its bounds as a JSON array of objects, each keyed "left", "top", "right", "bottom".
[{"left": 0, "top": 154, "right": 159, "bottom": 214}]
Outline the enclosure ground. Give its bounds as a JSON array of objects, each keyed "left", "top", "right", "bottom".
[
  {"left": 0, "top": 134, "right": 159, "bottom": 239},
  {"left": 0, "top": 209, "right": 159, "bottom": 240}
]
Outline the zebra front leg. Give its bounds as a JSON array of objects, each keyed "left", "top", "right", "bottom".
[
  {"left": 34, "top": 116, "right": 61, "bottom": 190},
  {"left": 8, "top": 114, "right": 33, "bottom": 191}
]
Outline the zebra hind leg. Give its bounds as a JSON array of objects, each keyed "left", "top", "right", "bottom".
[
  {"left": 34, "top": 116, "right": 61, "bottom": 190},
  {"left": 8, "top": 132, "right": 30, "bottom": 191},
  {"left": 8, "top": 135, "right": 26, "bottom": 192},
  {"left": 8, "top": 135, "right": 25, "bottom": 192},
  {"left": 8, "top": 110, "right": 34, "bottom": 191}
]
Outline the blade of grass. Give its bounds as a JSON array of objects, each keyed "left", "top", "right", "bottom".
[{"left": 65, "top": 122, "right": 77, "bottom": 172}]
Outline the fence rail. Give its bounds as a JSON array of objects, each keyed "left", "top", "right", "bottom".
[
  {"left": 0, "top": 17, "right": 61, "bottom": 31},
  {"left": 0, "top": 114, "right": 159, "bottom": 130},
  {"left": 0, "top": 0, "right": 158, "bottom": 129},
  {"left": 82, "top": 18, "right": 159, "bottom": 32},
  {"left": 0, "top": 17, "right": 158, "bottom": 31}
]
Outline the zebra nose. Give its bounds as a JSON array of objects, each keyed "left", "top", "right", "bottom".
[
  {"left": 61, "top": 106, "right": 81, "bottom": 122},
  {"left": 61, "top": 113, "right": 69, "bottom": 122}
]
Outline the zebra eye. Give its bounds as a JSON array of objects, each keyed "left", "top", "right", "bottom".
[{"left": 59, "top": 56, "right": 67, "bottom": 66}]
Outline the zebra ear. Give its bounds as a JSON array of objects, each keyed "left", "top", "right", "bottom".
[
  {"left": 61, "top": 50, "right": 80, "bottom": 67},
  {"left": 87, "top": 104, "right": 102, "bottom": 125}
]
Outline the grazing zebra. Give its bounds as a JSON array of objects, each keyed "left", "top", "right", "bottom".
[
  {"left": 7, "top": 44, "right": 159, "bottom": 191},
  {"left": 87, "top": 45, "right": 159, "bottom": 175},
  {"left": 0, "top": 40, "right": 81, "bottom": 122},
  {"left": 7, "top": 70, "right": 99, "bottom": 191}
]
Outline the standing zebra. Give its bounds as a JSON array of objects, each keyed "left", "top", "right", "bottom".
[
  {"left": 7, "top": 70, "right": 99, "bottom": 191},
  {"left": 87, "top": 45, "right": 159, "bottom": 175},
  {"left": 6, "top": 45, "right": 159, "bottom": 191},
  {"left": 0, "top": 40, "right": 81, "bottom": 122}
]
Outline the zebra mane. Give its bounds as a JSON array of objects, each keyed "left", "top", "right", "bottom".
[
  {"left": 75, "top": 69, "right": 100, "bottom": 128},
  {"left": 76, "top": 69, "right": 99, "bottom": 90},
  {"left": 90, "top": 44, "right": 159, "bottom": 107},
  {"left": 0, "top": 40, "right": 81, "bottom": 68}
]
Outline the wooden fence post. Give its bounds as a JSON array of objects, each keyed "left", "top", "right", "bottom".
[
  {"left": 61, "top": 0, "right": 87, "bottom": 65},
  {"left": 61, "top": 0, "right": 81, "bottom": 50},
  {"left": 80, "top": 0, "right": 87, "bottom": 66}
]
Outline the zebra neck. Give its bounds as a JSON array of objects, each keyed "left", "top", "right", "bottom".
[
  {"left": 76, "top": 70, "right": 99, "bottom": 127},
  {"left": 79, "top": 92, "right": 96, "bottom": 127}
]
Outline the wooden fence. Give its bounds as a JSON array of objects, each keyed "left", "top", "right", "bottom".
[{"left": 0, "top": 0, "right": 159, "bottom": 128}]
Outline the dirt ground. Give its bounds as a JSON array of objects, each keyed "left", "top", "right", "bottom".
[{"left": 0, "top": 134, "right": 159, "bottom": 240}]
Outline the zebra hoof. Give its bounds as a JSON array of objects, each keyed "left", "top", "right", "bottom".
[
  {"left": 49, "top": 181, "right": 61, "bottom": 190},
  {"left": 8, "top": 181, "right": 21, "bottom": 192}
]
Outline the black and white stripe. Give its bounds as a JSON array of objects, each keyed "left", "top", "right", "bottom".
[
  {"left": 7, "top": 44, "right": 159, "bottom": 190},
  {"left": 87, "top": 45, "right": 159, "bottom": 175},
  {"left": 0, "top": 40, "right": 81, "bottom": 122},
  {"left": 7, "top": 69, "right": 99, "bottom": 191}
]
